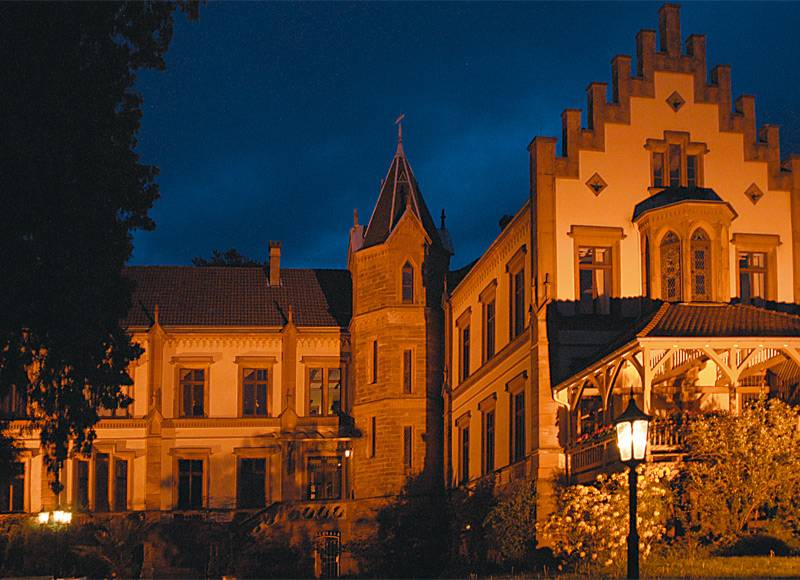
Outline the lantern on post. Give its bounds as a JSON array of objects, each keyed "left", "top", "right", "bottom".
[{"left": 614, "top": 397, "right": 651, "bottom": 579}]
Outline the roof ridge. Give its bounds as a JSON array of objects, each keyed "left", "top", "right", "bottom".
[
  {"left": 637, "top": 301, "right": 671, "bottom": 338},
  {"left": 735, "top": 302, "right": 800, "bottom": 322}
]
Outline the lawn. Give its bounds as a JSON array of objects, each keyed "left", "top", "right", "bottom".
[{"left": 642, "top": 555, "right": 800, "bottom": 578}]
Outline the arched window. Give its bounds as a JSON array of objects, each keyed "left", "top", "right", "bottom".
[
  {"left": 660, "top": 231, "right": 682, "bottom": 301},
  {"left": 691, "top": 228, "right": 711, "bottom": 301},
  {"left": 401, "top": 262, "right": 414, "bottom": 304}
]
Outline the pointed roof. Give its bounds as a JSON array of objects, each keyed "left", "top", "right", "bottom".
[{"left": 362, "top": 139, "right": 442, "bottom": 250}]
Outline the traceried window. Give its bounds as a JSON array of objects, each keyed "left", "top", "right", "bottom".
[
  {"left": 242, "top": 368, "right": 269, "bottom": 417},
  {"left": 660, "top": 231, "right": 682, "bottom": 301},
  {"left": 739, "top": 252, "right": 767, "bottom": 303},
  {"left": 0, "top": 462, "right": 24, "bottom": 513},
  {"left": 180, "top": 369, "right": 205, "bottom": 417},
  {"left": 308, "top": 367, "right": 342, "bottom": 416},
  {"left": 237, "top": 457, "right": 266, "bottom": 509},
  {"left": 578, "top": 246, "right": 612, "bottom": 313},
  {"left": 177, "top": 458, "right": 203, "bottom": 510},
  {"left": 306, "top": 457, "right": 342, "bottom": 501},
  {"left": 402, "top": 262, "right": 414, "bottom": 304},
  {"left": 690, "top": 229, "right": 711, "bottom": 301}
]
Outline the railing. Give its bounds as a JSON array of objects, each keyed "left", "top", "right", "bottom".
[{"left": 649, "top": 417, "right": 684, "bottom": 448}]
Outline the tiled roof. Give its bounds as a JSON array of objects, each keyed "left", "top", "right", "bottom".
[
  {"left": 123, "top": 266, "right": 351, "bottom": 328},
  {"left": 642, "top": 302, "right": 800, "bottom": 337},
  {"left": 632, "top": 186, "right": 731, "bottom": 220},
  {"left": 363, "top": 143, "right": 443, "bottom": 250}
]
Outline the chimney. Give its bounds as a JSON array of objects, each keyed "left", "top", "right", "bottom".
[{"left": 269, "top": 241, "right": 281, "bottom": 286}]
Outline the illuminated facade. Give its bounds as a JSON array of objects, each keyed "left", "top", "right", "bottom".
[{"left": 3, "top": 2, "right": 800, "bottom": 573}]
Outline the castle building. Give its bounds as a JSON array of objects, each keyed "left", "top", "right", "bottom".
[{"left": 3, "top": 3, "right": 800, "bottom": 576}]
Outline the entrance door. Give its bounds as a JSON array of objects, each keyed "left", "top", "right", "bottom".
[{"left": 317, "top": 531, "right": 341, "bottom": 578}]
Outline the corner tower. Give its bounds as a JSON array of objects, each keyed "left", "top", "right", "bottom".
[{"left": 349, "top": 126, "right": 451, "bottom": 500}]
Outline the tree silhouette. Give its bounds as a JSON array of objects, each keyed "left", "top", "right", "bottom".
[
  {"left": 0, "top": 2, "right": 198, "bottom": 491},
  {"left": 193, "top": 248, "right": 261, "bottom": 267}
]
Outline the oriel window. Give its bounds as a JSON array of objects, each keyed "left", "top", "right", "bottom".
[
  {"left": 660, "top": 231, "right": 682, "bottom": 301},
  {"left": 739, "top": 251, "right": 767, "bottom": 302},
  {"left": 690, "top": 229, "right": 711, "bottom": 301}
]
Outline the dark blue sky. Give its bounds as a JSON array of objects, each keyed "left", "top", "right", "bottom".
[{"left": 132, "top": 2, "right": 800, "bottom": 270}]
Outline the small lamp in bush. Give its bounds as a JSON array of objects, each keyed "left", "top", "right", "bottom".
[{"left": 614, "top": 396, "right": 651, "bottom": 580}]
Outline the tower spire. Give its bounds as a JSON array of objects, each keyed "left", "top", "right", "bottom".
[{"left": 395, "top": 114, "right": 405, "bottom": 156}]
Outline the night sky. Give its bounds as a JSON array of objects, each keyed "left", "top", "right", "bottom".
[{"left": 132, "top": 2, "right": 800, "bottom": 270}]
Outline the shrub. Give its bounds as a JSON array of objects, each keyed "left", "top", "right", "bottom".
[
  {"left": 539, "top": 464, "right": 674, "bottom": 574},
  {"left": 680, "top": 398, "right": 800, "bottom": 545},
  {"left": 484, "top": 478, "right": 537, "bottom": 569}
]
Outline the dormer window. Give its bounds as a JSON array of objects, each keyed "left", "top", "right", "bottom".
[{"left": 401, "top": 262, "right": 414, "bottom": 304}]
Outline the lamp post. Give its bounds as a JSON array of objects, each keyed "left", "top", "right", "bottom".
[{"left": 614, "top": 397, "right": 651, "bottom": 580}]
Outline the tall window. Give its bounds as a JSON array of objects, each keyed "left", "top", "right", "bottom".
[
  {"left": 578, "top": 246, "right": 612, "bottom": 313},
  {"left": 739, "top": 252, "right": 767, "bottom": 302},
  {"left": 403, "top": 426, "right": 412, "bottom": 469},
  {"left": 369, "top": 416, "right": 377, "bottom": 458},
  {"left": 402, "top": 262, "right": 414, "bottom": 304},
  {"left": 306, "top": 457, "right": 342, "bottom": 501},
  {"left": 690, "top": 229, "right": 711, "bottom": 301},
  {"left": 237, "top": 458, "right": 266, "bottom": 509},
  {"left": 511, "top": 390, "right": 526, "bottom": 463},
  {"left": 114, "top": 459, "right": 128, "bottom": 512},
  {"left": 75, "top": 460, "right": 89, "bottom": 510},
  {"left": 242, "top": 368, "right": 269, "bottom": 417},
  {"left": 653, "top": 152, "right": 665, "bottom": 187},
  {"left": 484, "top": 299, "right": 496, "bottom": 362},
  {"left": 95, "top": 453, "right": 110, "bottom": 512},
  {"left": 402, "top": 350, "right": 412, "bottom": 394},
  {"left": 308, "top": 367, "right": 342, "bottom": 416},
  {"left": 460, "top": 325, "right": 470, "bottom": 382},
  {"left": 177, "top": 459, "right": 204, "bottom": 510},
  {"left": 0, "top": 384, "right": 27, "bottom": 419},
  {"left": 180, "top": 369, "right": 205, "bottom": 417},
  {"left": 372, "top": 340, "right": 378, "bottom": 384},
  {"left": 668, "top": 144, "right": 681, "bottom": 186},
  {"left": 511, "top": 268, "right": 526, "bottom": 338},
  {"left": 660, "top": 231, "right": 682, "bottom": 301},
  {"left": 459, "top": 425, "right": 470, "bottom": 485},
  {"left": 0, "top": 462, "right": 24, "bottom": 513},
  {"left": 687, "top": 155, "right": 698, "bottom": 187},
  {"left": 482, "top": 409, "right": 495, "bottom": 475}
]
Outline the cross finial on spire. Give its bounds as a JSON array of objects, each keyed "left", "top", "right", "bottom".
[
  {"left": 353, "top": 208, "right": 359, "bottom": 227},
  {"left": 395, "top": 114, "right": 405, "bottom": 143}
]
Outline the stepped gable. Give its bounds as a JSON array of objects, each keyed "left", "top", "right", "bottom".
[{"left": 536, "top": 3, "right": 798, "bottom": 192}]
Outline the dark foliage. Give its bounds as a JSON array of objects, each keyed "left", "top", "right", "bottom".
[
  {"left": 0, "top": 2, "right": 197, "bottom": 491},
  {"left": 193, "top": 248, "right": 262, "bottom": 267},
  {"left": 350, "top": 474, "right": 450, "bottom": 578}
]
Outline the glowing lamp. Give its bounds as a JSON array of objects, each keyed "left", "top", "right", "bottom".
[
  {"left": 615, "top": 397, "right": 651, "bottom": 464},
  {"left": 37, "top": 511, "right": 50, "bottom": 524},
  {"left": 52, "top": 510, "right": 72, "bottom": 524},
  {"left": 614, "top": 396, "right": 651, "bottom": 580}
]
